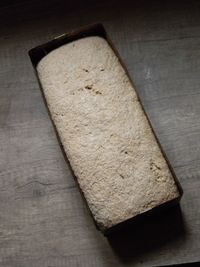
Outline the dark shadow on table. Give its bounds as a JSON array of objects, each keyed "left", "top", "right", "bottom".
[{"left": 107, "top": 205, "right": 185, "bottom": 263}]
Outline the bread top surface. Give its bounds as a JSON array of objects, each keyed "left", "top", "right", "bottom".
[{"left": 37, "top": 36, "right": 180, "bottom": 231}]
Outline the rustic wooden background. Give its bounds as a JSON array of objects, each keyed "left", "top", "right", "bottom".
[{"left": 0, "top": 0, "right": 200, "bottom": 266}]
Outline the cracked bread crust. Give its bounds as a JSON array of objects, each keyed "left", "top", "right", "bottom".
[{"left": 37, "top": 36, "right": 180, "bottom": 232}]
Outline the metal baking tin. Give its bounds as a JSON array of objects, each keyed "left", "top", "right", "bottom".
[{"left": 29, "top": 23, "right": 183, "bottom": 235}]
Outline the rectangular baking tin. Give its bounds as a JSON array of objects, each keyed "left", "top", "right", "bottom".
[{"left": 29, "top": 23, "right": 183, "bottom": 235}]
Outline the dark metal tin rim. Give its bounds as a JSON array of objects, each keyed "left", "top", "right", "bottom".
[{"left": 28, "top": 23, "right": 183, "bottom": 234}]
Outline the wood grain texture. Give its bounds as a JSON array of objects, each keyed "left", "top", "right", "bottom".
[{"left": 0, "top": 0, "right": 200, "bottom": 266}]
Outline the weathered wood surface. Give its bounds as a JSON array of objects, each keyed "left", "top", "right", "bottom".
[{"left": 0, "top": 0, "right": 200, "bottom": 266}]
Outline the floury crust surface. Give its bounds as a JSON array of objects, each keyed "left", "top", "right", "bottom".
[{"left": 37, "top": 36, "right": 180, "bottom": 232}]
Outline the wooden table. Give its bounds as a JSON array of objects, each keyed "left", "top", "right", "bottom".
[{"left": 0, "top": 0, "right": 200, "bottom": 266}]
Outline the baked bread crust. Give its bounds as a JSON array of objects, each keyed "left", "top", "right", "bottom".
[{"left": 37, "top": 36, "right": 180, "bottom": 232}]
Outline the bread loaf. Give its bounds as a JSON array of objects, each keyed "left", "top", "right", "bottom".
[{"left": 37, "top": 36, "right": 180, "bottom": 233}]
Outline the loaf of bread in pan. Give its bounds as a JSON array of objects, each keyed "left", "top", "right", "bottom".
[{"left": 37, "top": 36, "right": 180, "bottom": 233}]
